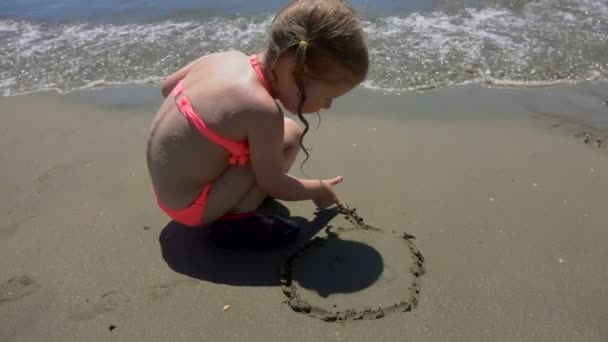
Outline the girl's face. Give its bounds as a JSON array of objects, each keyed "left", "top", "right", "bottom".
[{"left": 270, "top": 54, "right": 359, "bottom": 115}]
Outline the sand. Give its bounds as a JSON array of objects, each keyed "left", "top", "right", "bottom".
[{"left": 1, "top": 84, "right": 608, "bottom": 341}]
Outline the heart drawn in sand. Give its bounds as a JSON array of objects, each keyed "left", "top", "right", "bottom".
[{"left": 280, "top": 205, "right": 426, "bottom": 322}]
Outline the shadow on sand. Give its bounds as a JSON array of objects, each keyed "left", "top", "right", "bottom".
[{"left": 159, "top": 199, "right": 384, "bottom": 296}]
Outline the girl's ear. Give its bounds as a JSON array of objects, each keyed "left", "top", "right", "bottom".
[
  {"left": 274, "top": 53, "right": 298, "bottom": 81},
  {"left": 287, "top": 57, "right": 299, "bottom": 76},
  {"left": 290, "top": 63, "right": 310, "bottom": 83}
]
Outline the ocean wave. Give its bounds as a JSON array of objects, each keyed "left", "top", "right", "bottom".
[{"left": 1, "top": 0, "right": 607, "bottom": 96}]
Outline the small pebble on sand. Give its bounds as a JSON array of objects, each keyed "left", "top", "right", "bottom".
[{"left": 223, "top": 305, "right": 231, "bottom": 312}]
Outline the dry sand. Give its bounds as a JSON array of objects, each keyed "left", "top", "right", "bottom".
[{"left": 1, "top": 85, "right": 608, "bottom": 341}]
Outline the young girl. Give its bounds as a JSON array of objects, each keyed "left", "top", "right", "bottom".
[{"left": 146, "top": 0, "right": 369, "bottom": 248}]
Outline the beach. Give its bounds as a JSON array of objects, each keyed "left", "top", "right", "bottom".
[{"left": 1, "top": 84, "right": 607, "bottom": 341}]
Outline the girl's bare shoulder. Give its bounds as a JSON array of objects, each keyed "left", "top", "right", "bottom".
[{"left": 189, "top": 51, "right": 281, "bottom": 119}]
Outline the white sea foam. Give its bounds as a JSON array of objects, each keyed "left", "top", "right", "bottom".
[
  {"left": 1, "top": 0, "right": 607, "bottom": 95},
  {"left": 0, "top": 17, "right": 272, "bottom": 57},
  {"left": 364, "top": 8, "right": 531, "bottom": 66}
]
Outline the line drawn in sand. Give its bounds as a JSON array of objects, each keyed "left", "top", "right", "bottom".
[{"left": 280, "top": 204, "right": 426, "bottom": 322}]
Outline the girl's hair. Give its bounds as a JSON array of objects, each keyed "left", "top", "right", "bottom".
[{"left": 262, "top": 0, "right": 369, "bottom": 168}]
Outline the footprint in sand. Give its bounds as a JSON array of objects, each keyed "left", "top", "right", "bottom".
[
  {"left": 0, "top": 223, "right": 19, "bottom": 236},
  {"left": 0, "top": 275, "right": 41, "bottom": 304},
  {"left": 147, "top": 282, "right": 178, "bottom": 302},
  {"left": 145, "top": 279, "right": 199, "bottom": 303},
  {"left": 69, "top": 280, "right": 195, "bottom": 321},
  {"left": 68, "top": 290, "right": 131, "bottom": 321},
  {"left": 3, "top": 208, "right": 37, "bottom": 236},
  {"left": 34, "top": 158, "right": 91, "bottom": 184}
]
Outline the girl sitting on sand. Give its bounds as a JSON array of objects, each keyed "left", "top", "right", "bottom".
[{"left": 146, "top": 0, "right": 369, "bottom": 248}]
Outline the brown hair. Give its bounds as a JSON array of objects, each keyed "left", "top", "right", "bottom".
[{"left": 262, "top": 0, "right": 369, "bottom": 168}]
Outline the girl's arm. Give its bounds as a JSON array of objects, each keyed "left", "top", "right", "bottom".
[
  {"left": 247, "top": 109, "right": 324, "bottom": 201},
  {"left": 160, "top": 56, "right": 206, "bottom": 97}
]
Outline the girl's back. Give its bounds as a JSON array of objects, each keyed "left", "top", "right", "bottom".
[{"left": 147, "top": 50, "right": 275, "bottom": 203}]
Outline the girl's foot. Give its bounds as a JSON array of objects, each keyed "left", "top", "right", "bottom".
[{"left": 208, "top": 213, "right": 300, "bottom": 249}]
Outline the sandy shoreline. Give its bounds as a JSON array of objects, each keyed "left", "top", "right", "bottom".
[{"left": 1, "top": 85, "right": 608, "bottom": 341}]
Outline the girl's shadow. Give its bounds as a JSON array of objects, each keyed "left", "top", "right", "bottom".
[{"left": 159, "top": 200, "right": 384, "bottom": 294}]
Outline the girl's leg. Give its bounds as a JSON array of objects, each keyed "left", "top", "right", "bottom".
[
  {"left": 226, "top": 125, "right": 301, "bottom": 214},
  {"left": 202, "top": 118, "right": 302, "bottom": 225}
]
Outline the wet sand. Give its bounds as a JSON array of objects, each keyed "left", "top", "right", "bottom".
[{"left": 1, "top": 84, "right": 608, "bottom": 341}]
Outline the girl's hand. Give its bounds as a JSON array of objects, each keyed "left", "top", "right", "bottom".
[{"left": 312, "top": 176, "right": 344, "bottom": 208}]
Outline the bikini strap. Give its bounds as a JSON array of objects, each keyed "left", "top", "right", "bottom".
[
  {"left": 250, "top": 55, "right": 274, "bottom": 98},
  {"left": 172, "top": 79, "right": 249, "bottom": 166},
  {"left": 173, "top": 79, "right": 185, "bottom": 97}
]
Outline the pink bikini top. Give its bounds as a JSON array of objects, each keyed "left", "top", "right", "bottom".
[
  {"left": 172, "top": 54, "right": 274, "bottom": 166},
  {"left": 250, "top": 54, "right": 275, "bottom": 98}
]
